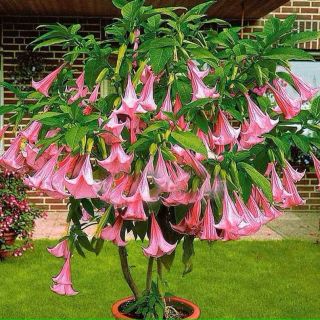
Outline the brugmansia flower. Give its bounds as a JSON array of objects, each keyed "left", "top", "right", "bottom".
[
  {"left": 139, "top": 73, "right": 157, "bottom": 112},
  {"left": 243, "top": 93, "right": 278, "bottom": 136},
  {"left": 310, "top": 152, "right": 320, "bottom": 190},
  {"left": 211, "top": 110, "right": 240, "bottom": 146},
  {"left": 68, "top": 72, "right": 89, "bottom": 104},
  {"left": 234, "top": 192, "right": 261, "bottom": 236},
  {"left": 143, "top": 213, "right": 177, "bottom": 258},
  {"left": 97, "top": 143, "right": 133, "bottom": 174},
  {"left": 282, "top": 169, "right": 305, "bottom": 208},
  {"left": 269, "top": 162, "right": 291, "bottom": 203},
  {"left": 214, "top": 184, "right": 243, "bottom": 240},
  {"left": 88, "top": 84, "right": 100, "bottom": 104},
  {"left": 287, "top": 69, "right": 320, "bottom": 102},
  {"left": 0, "top": 124, "right": 8, "bottom": 139},
  {"left": 173, "top": 94, "right": 187, "bottom": 129},
  {"left": 100, "top": 113, "right": 125, "bottom": 145},
  {"left": 199, "top": 200, "right": 219, "bottom": 241},
  {"left": 187, "top": 60, "right": 219, "bottom": 100},
  {"left": 47, "top": 240, "right": 69, "bottom": 259},
  {"left": 171, "top": 201, "right": 202, "bottom": 235},
  {"left": 24, "top": 150, "right": 60, "bottom": 190},
  {"left": 284, "top": 159, "right": 305, "bottom": 182},
  {"left": 0, "top": 136, "right": 25, "bottom": 171},
  {"left": 268, "top": 81, "right": 302, "bottom": 119},
  {"left": 51, "top": 254, "right": 78, "bottom": 296},
  {"left": 122, "top": 158, "right": 157, "bottom": 221},
  {"left": 101, "top": 215, "right": 127, "bottom": 246},
  {"left": 65, "top": 154, "right": 101, "bottom": 199},
  {"left": 155, "top": 87, "right": 173, "bottom": 120},
  {"left": 32, "top": 64, "right": 64, "bottom": 97},
  {"left": 21, "top": 121, "right": 42, "bottom": 144}
]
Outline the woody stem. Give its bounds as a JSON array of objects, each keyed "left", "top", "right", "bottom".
[
  {"left": 146, "top": 257, "right": 154, "bottom": 292},
  {"left": 118, "top": 247, "right": 140, "bottom": 300}
]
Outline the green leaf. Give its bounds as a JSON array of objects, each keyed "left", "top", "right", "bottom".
[
  {"left": 194, "top": 111, "right": 209, "bottom": 133},
  {"left": 182, "top": 236, "right": 195, "bottom": 276},
  {"left": 112, "top": 0, "right": 128, "bottom": 9},
  {"left": 187, "top": 47, "right": 219, "bottom": 63},
  {"left": 149, "top": 47, "right": 173, "bottom": 74},
  {"left": 142, "top": 121, "right": 170, "bottom": 135},
  {"left": 285, "top": 31, "right": 320, "bottom": 45},
  {"left": 173, "top": 80, "right": 192, "bottom": 104},
  {"left": 160, "top": 251, "right": 176, "bottom": 271},
  {"left": 121, "top": 0, "right": 143, "bottom": 20},
  {"left": 311, "top": 95, "right": 320, "bottom": 118},
  {"left": 292, "top": 134, "right": 310, "bottom": 153},
  {"left": 263, "top": 47, "right": 314, "bottom": 61},
  {"left": 32, "top": 112, "right": 62, "bottom": 120},
  {"left": 171, "top": 131, "right": 207, "bottom": 156},
  {"left": 85, "top": 58, "right": 106, "bottom": 89},
  {"left": 238, "top": 162, "right": 273, "bottom": 202},
  {"left": 33, "top": 38, "right": 67, "bottom": 50},
  {"left": 65, "top": 125, "right": 89, "bottom": 150}
]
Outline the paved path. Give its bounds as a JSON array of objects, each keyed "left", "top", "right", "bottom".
[{"left": 33, "top": 210, "right": 320, "bottom": 241}]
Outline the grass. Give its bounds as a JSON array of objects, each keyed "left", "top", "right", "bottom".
[{"left": 0, "top": 240, "right": 319, "bottom": 319}]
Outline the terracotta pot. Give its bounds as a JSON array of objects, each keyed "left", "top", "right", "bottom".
[
  {"left": 111, "top": 296, "right": 200, "bottom": 319},
  {"left": 0, "top": 231, "right": 17, "bottom": 259}
]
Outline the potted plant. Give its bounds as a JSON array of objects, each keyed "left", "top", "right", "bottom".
[
  {"left": 0, "top": 170, "right": 43, "bottom": 258},
  {"left": 0, "top": 0, "right": 320, "bottom": 318}
]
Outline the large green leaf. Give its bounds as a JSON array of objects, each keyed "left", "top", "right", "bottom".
[
  {"left": 182, "top": 235, "right": 195, "bottom": 276},
  {"left": 65, "top": 125, "right": 89, "bottom": 150},
  {"left": 263, "top": 47, "right": 314, "bottom": 61},
  {"left": 121, "top": 0, "right": 143, "bottom": 20},
  {"left": 170, "top": 130, "right": 207, "bottom": 156},
  {"left": 149, "top": 47, "right": 173, "bottom": 74},
  {"left": 85, "top": 58, "right": 106, "bottom": 89},
  {"left": 285, "top": 31, "right": 320, "bottom": 45},
  {"left": 142, "top": 121, "right": 170, "bottom": 135},
  {"left": 292, "top": 134, "right": 310, "bottom": 153},
  {"left": 238, "top": 162, "right": 273, "bottom": 202}
]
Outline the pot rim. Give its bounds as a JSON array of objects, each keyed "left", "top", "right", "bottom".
[{"left": 111, "top": 296, "right": 200, "bottom": 319}]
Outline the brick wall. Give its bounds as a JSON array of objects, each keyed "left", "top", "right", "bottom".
[{"left": 0, "top": 0, "right": 319, "bottom": 214}]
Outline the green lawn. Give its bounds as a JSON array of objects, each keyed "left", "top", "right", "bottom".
[{"left": 0, "top": 240, "right": 319, "bottom": 319}]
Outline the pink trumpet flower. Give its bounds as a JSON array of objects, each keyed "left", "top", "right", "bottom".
[
  {"left": 214, "top": 184, "right": 243, "bottom": 240},
  {"left": 199, "top": 200, "right": 219, "bottom": 241},
  {"left": 143, "top": 213, "right": 177, "bottom": 258},
  {"left": 47, "top": 240, "right": 69, "bottom": 259},
  {"left": 284, "top": 159, "right": 305, "bottom": 182},
  {"left": 88, "top": 84, "right": 100, "bottom": 104},
  {"left": 310, "top": 152, "right": 320, "bottom": 190},
  {"left": 154, "top": 151, "right": 176, "bottom": 192},
  {"left": 101, "top": 215, "right": 127, "bottom": 246},
  {"left": 269, "top": 162, "right": 291, "bottom": 203},
  {"left": 234, "top": 192, "right": 261, "bottom": 236},
  {"left": 171, "top": 201, "right": 202, "bottom": 235},
  {"left": 24, "top": 150, "right": 60, "bottom": 191},
  {"left": 116, "top": 75, "right": 140, "bottom": 118},
  {"left": 21, "top": 121, "right": 42, "bottom": 144},
  {"left": 0, "top": 136, "right": 25, "bottom": 171},
  {"left": 155, "top": 87, "right": 173, "bottom": 120},
  {"left": 239, "top": 120, "right": 265, "bottom": 150},
  {"left": 187, "top": 60, "right": 210, "bottom": 79},
  {"left": 51, "top": 255, "right": 78, "bottom": 296},
  {"left": 0, "top": 125, "right": 9, "bottom": 139},
  {"left": 173, "top": 94, "right": 187, "bottom": 129},
  {"left": 287, "top": 69, "right": 320, "bottom": 102},
  {"left": 65, "top": 154, "right": 101, "bottom": 199},
  {"left": 98, "top": 143, "right": 133, "bottom": 174},
  {"left": 68, "top": 72, "right": 89, "bottom": 104},
  {"left": 243, "top": 93, "right": 278, "bottom": 135},
  {"left": 282, "top": 169, "right": 305, "bottom": 208},
  {"left": 139, "top": 73, "right": 157, "bottom": 111},
  {"left": 252, "top": 85, "right": 268, "bottom": 96},
  {"left": 247, "top": 194, "right": 269, "bottom": 225},
  {"left": 268, "top": 81, "right": 302, "bottom": 119},
  {"left": 32, "top": 64, "right": 64, "bottom": 97},
  {"left": 122, "top": 158, "right": 157, "bottom": 221},
  {"left": 100, "top": 113, "right": 125, "bottom": 145},
  {"left": 254, "top": 187, "right": 282, "bottom": 221},
  {"left": 48, "top": 155, "right": 73, "bottom": 199},
  {"left": 188, "top": 60, "right": 219, "bottom": 101},
  {"left": 211, "top": 110, "right": 240, "bottom": 146}
]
